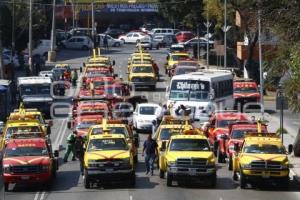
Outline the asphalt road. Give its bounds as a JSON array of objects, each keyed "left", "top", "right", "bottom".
[{"left": 5, "top": 45, "right": 300, "bottom": 200}]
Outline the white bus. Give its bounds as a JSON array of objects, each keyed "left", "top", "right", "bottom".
[{"left": 166, "top": 70, "right": 234, "bottom": 121}]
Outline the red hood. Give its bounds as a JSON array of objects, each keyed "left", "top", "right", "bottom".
[
  {"left": 3, "top": 156, "right": 50, "bottom": 166},
  {"left": 234, "top": 93, "right": 260, "bottom": 98}
]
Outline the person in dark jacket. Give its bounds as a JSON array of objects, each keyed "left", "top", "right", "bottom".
[
  {"left": 74, "top": 135, "right": 85, "bottom": 175},
  {"left": 142, "top": 134, "right": 158, "bottom": 175}
]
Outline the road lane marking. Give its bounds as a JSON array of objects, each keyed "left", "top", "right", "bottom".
[
  {"left": 40, "top": 192, "right": 45, "bottom": 200},
  {"left": 33, "top": 192, "right": 40, "bottom": 200},
  {"left": 58, "top": 119, "right": 68, "bottom": 147},
  {"left": 53, "top": 119, "right": 65, "bottom": 145}
]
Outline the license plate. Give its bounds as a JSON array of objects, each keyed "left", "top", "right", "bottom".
[
  {"left": 21, "top": 176, "right": 29, "bottom": 180},
  {"left": 106, "top": 168, "right": 113, "bottom": 173},
  {"left": 189, "top": 169, "right": 197, "bottom": 175},
  {"left": 262, "top": 171, "right": 270, "bottom": 178}
]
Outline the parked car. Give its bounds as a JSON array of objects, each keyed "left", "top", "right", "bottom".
[
  {"left": 150, "top": 28, "right": 179, "bottom": 36},
  {"left": 97, "top": 34, "right": 123, "bottom": 47},
  {"left": 23, "top": 39, "right": 53, "bottom": 60},
  {"left": 104, "top": 28, "right": 126, "bottom": 39},
  {"left": 137, "top": 36, "right": 160, "bottom": 50},
  {"left": 175, "top": 31, "right": 195, "bottom": 43},
  {"left": 56, "top": 30, "right": 71, "bottom": 47},
  {"left": 118, "top": 32, "right": 148, "bottom": 43},
  {"left": 61, "top": 36, "right": 94, "bottom": 50},
  {"left": 183, "top": 37, "right": 214, "bottom": 49},
  {"left": 133, "top": 103, "right": 163, "bottom": 133}
]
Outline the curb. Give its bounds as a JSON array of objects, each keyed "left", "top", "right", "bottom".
[{"left": 290, "top": 168, "right": 300, "bottom": 183}]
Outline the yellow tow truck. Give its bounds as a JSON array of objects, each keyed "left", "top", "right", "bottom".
[
  {"left": 87, "top": 119, "right": 139, "bottom": 163},
  {"left": 232, "top": 133, "right": 293, "bottom": 189},
  {"left": 127, "top": 63, "right": 157, "bottom": 90},
  {"left": 165, "top": 52, "right": 190, "bottom": 76},
  {"left": 83, "top": 133, "right": 135, "bottom": 188},
  {"left": 159, "top": 129, "right": 217, "bottom": 187}
]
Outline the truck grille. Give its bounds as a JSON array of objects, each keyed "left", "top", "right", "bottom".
[
  {"left": 11, "top": 165, "right": 42, "bottom": 174},
  {"left": 88, "top": 159, "right": 126, "bottom": 168},
  {"left": 176, "top": 158, "right": 207, "bottom": 167},
  {"left": 132, "top": 77, "right": 153, "bottom": 82},
  {"left": 250, "top": 160, "right": 282, "bottom": 170}
]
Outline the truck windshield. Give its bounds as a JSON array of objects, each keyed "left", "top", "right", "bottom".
[
  {"left": 159, "top": 128, "right": 181, "bottom": 140},
  {"left": 91, "top": 127, "right": 128, "bottom": 137},
  {"left": 243, "top": 144, "right": 286, "bottom": 154},
  {"left": 87, "top": 138, "right": 128, "bottom": 151},
  {"left": 20, "top": 84, "right": 50, "bottom": 96},
  {"left": 132, "top": 66, "right": 153, "bottom": 73},
  {"left": 170, "top": 80, "right": 210, "bottom": 101},
  {"left": 5, "top": 146, "right": 48, "bottom": 157},
  {"left": 170, "top": 139, "right": 210, "bottom": 151},
  {"left": 5, "top": 126, "right": 41, "bottom": 140},
  {"left": 139, "top": 106, "right": 156, "bottom": 115}
]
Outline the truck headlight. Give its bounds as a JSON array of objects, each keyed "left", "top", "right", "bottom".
[
  {"left": 3, "top": 165, "right": 11, "bottom": 174},
  {"left": 168, "top": 161, "right": 176, "bottom": 166},
  {"left": 241, "top": 164, "right": 251, "bottom": 169},
  {"left": 41, "top": 165, "right": 49, "bottom": 172}
]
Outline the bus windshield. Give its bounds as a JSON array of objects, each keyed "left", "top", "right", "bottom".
[
  {"left": 169, "top": 80, "right": 209, "bottom": 101},
  {"left": 20, "top": 84, "right": 51, "bottom": 96}
]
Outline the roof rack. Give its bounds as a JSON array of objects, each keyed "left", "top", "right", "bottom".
[
  {"left": 11, "top": 132, "right": 44, "bottom": 139},
  {"left": 244, "top": 132, "right": 279, "bottom": 138}
]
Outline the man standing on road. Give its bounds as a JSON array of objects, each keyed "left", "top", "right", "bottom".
[
  {"left": 64, "top": 130, "right": 77, "bottom": 162},
  {"left": 142, "top": 134, "right": 158, "bottom": 176},
  {"left": 71, "top": 69, "right": 78, "bottom": 87},
  {"left": 74, "top": 135, "right": 85, "bottom": 175}
]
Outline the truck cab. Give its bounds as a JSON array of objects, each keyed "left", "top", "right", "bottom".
[
  {"left": 128, "top": 63, "right": 157, "bottom": 90},
  {"left": 17, "top": 77, "right": 53, "bottom": 118}
]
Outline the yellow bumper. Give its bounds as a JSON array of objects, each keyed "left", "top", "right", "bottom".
[{"left": 242, "top": 169, "right": 289, "bottom": 177}]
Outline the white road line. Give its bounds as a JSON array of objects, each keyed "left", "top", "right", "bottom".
[
  {"left": 53, "top": 119, "right": 66, "bottom": 145},
  {"left": 33, "top": 192, "right": 40, "bottom": 200},
  {"left": 58, "top": 120, "right": 68, "bottom": 146},
  {"left": 40, "top": 192, "right": 46, "bottom": 200}
]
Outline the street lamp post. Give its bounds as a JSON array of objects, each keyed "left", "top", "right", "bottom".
[
  {"left": 204, "top": 11, "right": 211, "bottom": 68},
  {"left": 258, "top": 9, "right": 264, "bottom": 116},
  {"left": 48, "top": 0, "right": 56, "bottom": 62},
  {"left": 28, "top": 0, "right": 33, "bottom": 75}
]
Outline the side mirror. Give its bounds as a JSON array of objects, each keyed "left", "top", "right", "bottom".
[
  {"left": 67, "top": 121, "right": 72, "bottom": 129},
  {"left": 54, "top": 150, "right": 59, "bottom": 157},
  {"left": 288, "top": 144, "right": 293, "bottom": 154},
  {"left": 234, "top": 143, "right": 240, "bottom": 152},
  {"left": 160, "top": 141, "right": 167, "bottom": 151},
  {"left": 48, "top": 120, "right": 53, "bottom": 127},
  {"left": 112, "top": 60, "right": 116, "bottom": 66}
]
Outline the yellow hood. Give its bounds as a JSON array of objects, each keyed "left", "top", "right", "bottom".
[
  {"left": 131, "top": 73, "right": 154, "bottom": 77},
  {"left": 166, "top": 151, "right": 214, "bottom": 162},
  {"left": 85, "top": 150, "right": 130, "bottom": 161},
  {"left": 240, "top": 153, "right": 288, "bottom": 164}
]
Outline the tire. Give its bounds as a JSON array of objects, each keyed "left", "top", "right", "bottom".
[
  {"left": 84, "top": 170, "right": 91, "bottom": 189},
  {"left": 82, "top": 45, "right": 88, "bottom": 50},
  {"left": 150, "top": 85, "right": 156, "bottom": 91},
  {"left": 4, "top": 183, "right": 9, "bottom": 192},
  {"left": 115, "top": 42, "right": 120, "bottom": 47},
  {"left": 129, "top": 173, "right": 136, "bottom": 187},
  {"left": 121, "top": 39, "right": 125, "bottom": 44},
  {"left": 159, "top": 169, "right": 165, "bottom": 179},
  {"left": 136, "top": 39, "right": 140, "bottom": 43},
  {"left": 217, "top": 148, "right": 225, "bottom": 163},
  {"left": 228, "top": 156, "right": 233, "bottom": 171},
  {"left": 167, "top": 174, "right": 173, "bottom": 187},
  {"left": 209, "top": 173, "right": 217, "bottom": 188},
  {"left": 232, "top": 171, "right": 238, "bottom": 181},
  {"left": 134, "top": 154, "right": 138, "bottom": 164},
  {"left": 240, "top": 170, "right": 246, "bottom": 189}
]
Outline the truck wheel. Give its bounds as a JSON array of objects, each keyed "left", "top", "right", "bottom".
[
  {"left": 134, "top": 155, "right": 138, "bottom": 164},
  {"left": 209, "top": 173, "right": 217, "bottom": 188},
  {"left": 129, "top": 173, "right": 136, "bottom": 187},
  {"left": 159, "top": 169, "right": 165, "bottom": 179},
  {"left": 240, "top": 171, "right": 246, "bottom": 189},
  {"left": 150, "top": 85, "right": 156, "bottom": 91},
  {"left": 228, "top": 156, "right": 233, "bottom": 170},
  {"left": 84, "top": 170, "right": 91, "bottom": 189},
  {"left": 166, "top": 174, "right": 173, "bottom": 187},
  {"left": 232, "top": 171, "right": 238, "bottom": 181},
  {"left": 4, "top": 183, "right": 9, "bottom": 192},
  {"left": 217, "top": 148, "right": 225, "bottom": 163}
]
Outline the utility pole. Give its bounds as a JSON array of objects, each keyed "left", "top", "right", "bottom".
[
  {"left": 204, "top": 11, "right": 211, "bottom": 68},
  {"left": 11, "top": 0, "right": 15, "bottom": 62},
  {"left": 29, "top": 0, "right": 33, "bottom": 75},
  {"left": 91, "top": 1, "right": 95, "bottom": 48},
  {"left": 48, "top": 0, "right": 56, "bottom": 62},
  {"left": 71, "top": 0, "right": 75, "bottom": 29},
  {"left": 258, "top": 9, "right": 264, "bottom": 116},
  {"left": 224, "top": 0, "right": 227, "bottom": 68},
  {"left": 197, "top": 24, "right": 199, "bottom": 61}
]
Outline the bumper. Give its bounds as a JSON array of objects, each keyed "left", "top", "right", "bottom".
[
  {"left": 136, "top": 123, "right": 153, "bottom": 131},
  {"left": 4, "top": 173, "right": 52, "bottom": 184},
  {"left": 86, "top": 168, "right": 134, "bottom": 181},
  {"left": 167, "top": 166, "right": 216, "bottom": 177},
  {"left": 242, "top": 169, "right": 289, "bottom": 178},
  {"left": 131, "top": 82, "right": 156, "bottom": 87}
]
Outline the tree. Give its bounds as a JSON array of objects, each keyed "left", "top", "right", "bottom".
[{"left": 158, "top": 0, "right": 204, "bottom": 30}]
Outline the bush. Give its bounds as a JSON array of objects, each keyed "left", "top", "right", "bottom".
[{"left": 294, "top": 128, "right": 300, "bottom": 157}]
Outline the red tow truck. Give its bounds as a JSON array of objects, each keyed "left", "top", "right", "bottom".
[
  {"left": 68, "top": 114, "right": 103, "bottom": 137},
  {"left": 233, "top": 79, "right": 260, "bottom": 109},
  {"left": 3, "top": 136, "right": 58, "bottom": 191},
  {"left": 225, "top": 121, "right": 268, "bottom": 170},
  {"left": 204, "top": 111, "right": 249, "bottom": 163}
]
